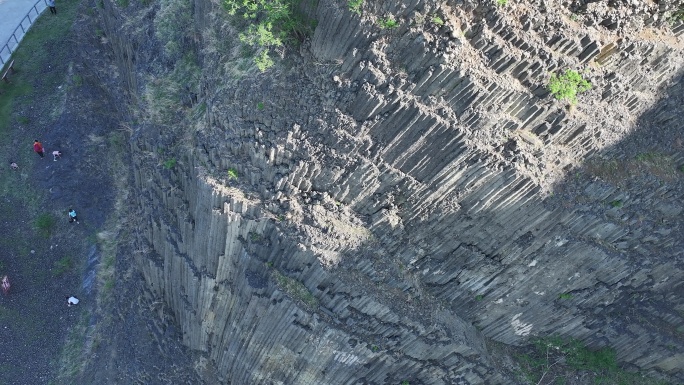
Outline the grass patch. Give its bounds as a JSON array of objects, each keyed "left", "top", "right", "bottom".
[
  {"left": 0, "top": 0, "right": 79, "bottom": 132},
  {"left": 496, "top": 0, "right": 508, "bottom": 6},
  {"left": 53, "top": 256, "right": 74, "bottom": 276},
  {"left": 257, "top": 101, "right": 265, "bottom": 110},
  {"left": 34, "top": 213, "right": 57, "bottom": 238},
  {"left": 163, "top": 158, "right": 177, "bottom": 169},
  {"left": 558, "top": 292, "right": 572, "bottom": 300},
  {"left": 609, "top": 199, "right": 623, "bottom": 208},
  {"left": 585, "top": 152, "right": 681, "bottom": 185},
  {"left": 515, "top": 336, "right": 667, "bottom": 385},
  {"left": 53, "top": 311, "right": 90, "bottom": 380},
  {"left": 272, "top": 270, "right": 318, "bottom": 309}
]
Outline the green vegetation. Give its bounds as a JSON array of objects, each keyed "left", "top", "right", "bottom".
[
  {"left": 669, "top": 6, "right": 684, "bottom": 22},
  {"left": 378, "top": 16, "right": 399, "bottom": 29},
  {"left": 228, "top": 167, "right": 239, "bottom": 179},
  {"left": 154, "top": 0, "right": 193, "bottom": 61},
  {"left": 35, "top": 213, "right": 56, "bottom": 238},
  {"left": 257, "top": 101, "right": 265, "bottom": 110},
  {"left": 53, "top": 256, "right": 74, "bottom": 276},
  {"left": 348, "top": 0, "right": 362, "bottom": 15},
  {"left": 273, "top": 270, "right": 318, "bottom": 308},
  {"left": 163, "top": 158, "right": 177, "bottom": 169},
  {"left": 224, "top": 0, "right": 316, "bottom": 71},
  {"left": 609, "top": 199, "right": 623, "bottom": 208},
  {"left": 144, "top": 53, "right": 200, "bottom": 124},
  {"left": 371, "top": 344, "right": 379, "bottom": 352},
  {"left": 547, "top": 69, "right": 591, "bottom": 104},
  {"left": 401, "top": 381, "right": 410, "bottom": 385},
  {"left": 635, "top": 152, "right": 661, "bottom": 162},
  {"left": 558, "top": 292, "right": 572, "bottom": 300},
  {"left": 516, "top": 336, "right": 667, "bottom": 385},
  {"left": 0, "top": 0, "right": 78, "bottom": 132},
  {"left": 496, "top": 0, "right": 508, "bottom": 6},
  {"left": 431, "top": 16, "right": 445, "bottom": 26},
  {"left": 17, "top": 116, "right": 30, "bottom": 125},
  {"left": 475, "top": 294, "right": 484, "bottom": 301}
]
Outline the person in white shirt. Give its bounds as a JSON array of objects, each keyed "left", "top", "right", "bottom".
[{"left": 66, "top": 296, "right": 79, "bottom": 306}]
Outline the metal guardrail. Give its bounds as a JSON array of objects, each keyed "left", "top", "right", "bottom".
[{"left": 0, "top": 0, "right": 48, "bottom": 67}]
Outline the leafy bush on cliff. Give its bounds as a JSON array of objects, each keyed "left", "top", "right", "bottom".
[
  {"left": 547, "top": 69, "right": 591, "bottom": 105},
  {"left": 224, "top": 0, "right": 315, "bottom": 71},
  {"left": 348, "top": 0, "right": 362, "bottom": 15}
]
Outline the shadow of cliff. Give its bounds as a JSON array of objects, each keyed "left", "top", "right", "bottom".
[{"left": 351, "top": 67, "right": 684, "bottom": 378}]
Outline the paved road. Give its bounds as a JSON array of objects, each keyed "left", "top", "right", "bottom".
[{"left": 0, "top": 0, "right": 47, "bottom": 66}]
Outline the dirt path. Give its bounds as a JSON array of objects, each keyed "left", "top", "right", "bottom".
[
  {"left": 0, "top": 3, "right": 116, "bottom": 384},
  {"left": 0, "top": 0, "right": 211, "bottom": 383}
]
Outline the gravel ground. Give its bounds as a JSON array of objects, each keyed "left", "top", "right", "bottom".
[{"left": 0, "top": 1, "right": 205, "bottom": 383}]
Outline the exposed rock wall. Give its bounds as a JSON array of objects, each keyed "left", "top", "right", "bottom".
[{"left": 99, "top": 0, "right": 684, "bottom": 382}]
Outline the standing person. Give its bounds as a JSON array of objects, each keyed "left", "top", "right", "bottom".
[
  {"left": 47, "top": 0, "right": 56, "bottom": 14},
  {"left": 33, "top": 140, "right": 44, "bottom": 158},
  {"left": 52, "top": 150, "right": 62, "bottom": 161},
  {"left": 68, "top": 208, "right": 79, "bottom": 224}
]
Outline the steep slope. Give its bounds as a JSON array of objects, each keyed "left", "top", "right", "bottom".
[{"left": 91, "top": 0, "right": 684, "bottom": 383}]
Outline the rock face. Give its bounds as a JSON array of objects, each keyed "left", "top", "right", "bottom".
[{"left": 97, "top": 0, "right": 684, "bottom": 382}]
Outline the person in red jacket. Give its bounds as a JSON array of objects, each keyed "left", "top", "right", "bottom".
[{"left": 33, "top": 140, "right": 44, "bottom": 158}]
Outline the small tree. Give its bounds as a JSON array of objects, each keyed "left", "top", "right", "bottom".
[
  {"left": 547, "top": 69, "right": 591, "bottom": 104},
  {"left": 224, "top": 0, "right": 314, "bottom": 72}
]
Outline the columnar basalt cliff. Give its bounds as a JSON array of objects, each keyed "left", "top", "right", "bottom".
[{"left": 93, "top": 0, "right": 684, "bottom": 383}]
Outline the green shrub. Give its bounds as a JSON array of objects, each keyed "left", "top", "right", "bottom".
[
  {"left": 378, "top": 16, "right": 399, "bottom": 29},
  {"left": 548, "top": 69, "right": 591, "bottom": 104},
  {"left": 163, "top": 158, "right": 177, "bottom": 169},
  {"left": 609, "top": 199, "right": 623, "bottom": 208},
  {"left": 496, "top": 0, "right": 508, "bottom": 5},
  {"left": 431, "top": 16, "right": 444, "bottom": 25},
  {"left": 348, "top": 0, "right": 362, "bottom": 15},
  {"left": 227, "top": 168, "right": 238, "bottom": 179},
  {"left": 558, "top": 292, "right": 572, "bottom": 299},
  {"left": 224, "top": 0, "right": 315, "bottom": 71}
]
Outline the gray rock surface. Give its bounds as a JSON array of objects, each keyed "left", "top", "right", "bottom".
[{"left": 92, "top": 0, "right": 684, "bottom": 382}]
